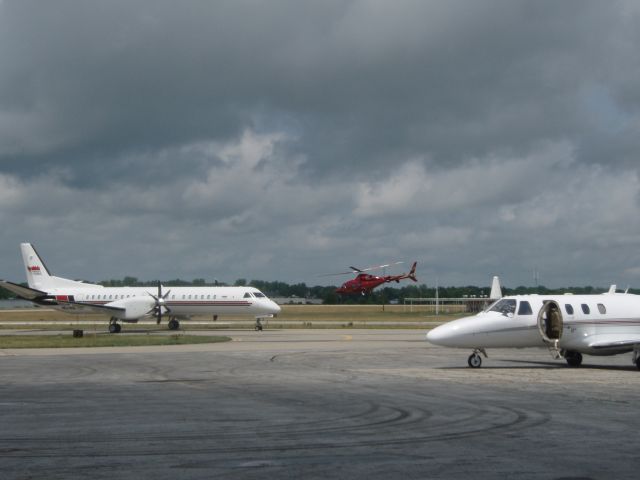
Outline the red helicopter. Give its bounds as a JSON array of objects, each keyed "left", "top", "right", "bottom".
[{"left": 329, "top": 262, "right": 418, "bottom": 295}]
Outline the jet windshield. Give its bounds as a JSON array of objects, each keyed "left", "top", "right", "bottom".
[{"left": 486, "top": 298, "right": 516, "bottom": 316}]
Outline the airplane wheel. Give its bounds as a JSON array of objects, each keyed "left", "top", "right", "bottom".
[
  {"left": 635, "top": 357, "right": 640, "bottom": 371},
  {"left": 467, "top": 353, "right": 482, "bottom": 368},
  {"left": 109, "top": 323, "right": 119, "bottom": 334},
  {"left": 255, "top": 325, "right": 263, "bottom": 331},
  {"left": 168, "top": 319, "right": 180, "bottom": 330},
  {"left": 115, "top": 323, "right": 122, "bottom": 333},
  {"left": 565, "top": 351, "right": 582, "bottom": 367}
]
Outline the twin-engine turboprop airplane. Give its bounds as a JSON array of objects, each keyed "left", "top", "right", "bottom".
[
  {"left": 0, "top": 243, "right": 280, "bottom": 333},
  {"left": 426, "top": 288, "right": 640, "bottom": 370}
]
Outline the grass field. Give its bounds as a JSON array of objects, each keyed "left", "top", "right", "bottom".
[{"left": 0, "top": 334, "right": 231, "bottom": 349}]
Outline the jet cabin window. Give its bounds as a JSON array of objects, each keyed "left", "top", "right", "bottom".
[
  {"left": 517, "top": 301, "right": 532, "bottom": 315},
  {"left": 597, "top": 303, "right": 606, "bottom": 314},
  {"left": 488, "top": 299, "right": 516, "bottom": 316},
  {"left": 565, "top": 304, "right": 574, "bottom": 315},
  {"left": 581, "top": 304, "right": 590, "bottom": 314}
]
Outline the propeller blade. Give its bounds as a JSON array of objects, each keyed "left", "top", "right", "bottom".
[{"left": 155, "top": 281, "right": 163, "bottom": 324}]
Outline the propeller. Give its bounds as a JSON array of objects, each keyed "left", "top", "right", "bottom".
[
  {"left": 319, "top": 261, "right": 404, "bottom": 277},
  {"left": 148, "top": 281, "right": 172, "bottom": 325}
]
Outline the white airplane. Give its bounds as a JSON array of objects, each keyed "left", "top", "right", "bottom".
[
  {"left": 0, "top": 243, "right": 281, "bottom": 333},
  {"left": 426, "top": 287, "right": 640, "bottom": 370}
]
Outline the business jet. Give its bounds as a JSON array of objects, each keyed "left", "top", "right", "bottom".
[
  {"left": 0, "top": 243, "right": 281, "bottom": 333},
  {"left": 426, "top": 288, "right": 640, "bottom": 370}
]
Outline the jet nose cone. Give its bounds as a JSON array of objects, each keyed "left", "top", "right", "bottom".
[
  {"left": 426, "top": 325, "right": 448, "bottom": 345},
  {"left": 269, "top": 301, "right": 281, "bottom": 315}
]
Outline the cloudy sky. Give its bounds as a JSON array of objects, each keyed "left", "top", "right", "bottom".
[{"left": 1, "top": 0, "right": 640, "bottom": 288}]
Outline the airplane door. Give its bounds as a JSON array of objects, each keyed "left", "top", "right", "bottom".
[{"left": 537, "top": 300, "right": 563, "bottom": 344}]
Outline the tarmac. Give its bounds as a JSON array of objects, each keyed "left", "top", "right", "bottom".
[{"left": 1, "top": 329, "right": 639, "bottom": 479}]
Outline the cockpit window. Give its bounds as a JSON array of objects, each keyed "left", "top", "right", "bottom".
[
  {"left": 253, "top": 291, "right": 266, "bottom": 298},
  {"left": 243, "top": 292, "right": 252, "bottom": 299},
  {"left": 517, "top": 301, "right": 532, "bottom": 315},
  {"left": 487, "top": 299, "right": 516, "bottom": 315}
]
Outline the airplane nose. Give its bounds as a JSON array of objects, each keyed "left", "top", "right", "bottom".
[
  {"left": 269, "top": 300, "right": 281, "bottom": 315},
  {"left": 426, "top": 324, "right": 452, "bottom": 346}
]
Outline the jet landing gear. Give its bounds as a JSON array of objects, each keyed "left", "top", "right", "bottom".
[
  {"left": 254, "top": 315, "right": 273, "bottom": 332},
  {"left": 168, "top": 318, "right": 180, "bottom": 331},
  {"left": 563, "top": 350, "right": 583, "bottom": 367},
  {"left": 108, "top": 318, "right": 122, "bottom": 334},
  {"left": 467, "top": 348, "right": 487, "bottom": 368},
  {"left": 633, "top": 347, "right": 640, "bottom": 371}
]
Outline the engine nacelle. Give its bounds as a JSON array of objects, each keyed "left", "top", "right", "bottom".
[{"left": 107, "top": 297, "right": 155, "bottom": 321}]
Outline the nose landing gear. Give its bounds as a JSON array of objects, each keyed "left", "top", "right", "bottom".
[{"left": 467, "top": 348, "right": 487, "bottom": 368}]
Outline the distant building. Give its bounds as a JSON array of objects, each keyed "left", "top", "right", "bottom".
[{"left": 272, "top": 297, "right": 323, "bottom": 305}]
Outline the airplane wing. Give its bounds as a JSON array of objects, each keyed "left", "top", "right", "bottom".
[
  {"left": 0, "top": 280, "right": 48, "bottom": 300},
  {"left": 55, "top": 300, "right": 126, "bottom": 316},
  {"left": 589, "top": 334, "right": 640, "bottom": 350}
]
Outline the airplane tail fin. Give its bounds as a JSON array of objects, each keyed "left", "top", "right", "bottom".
[
  {"left": 407, "top": 262, "right": 418, "bottom": 282},
  {"left": 21, "top": 243, "right": 53, "bottom": 290},
  {"left": 20, "top": 243, "right": 96, "bottom": 291},
  {"left": 489, "top": 275, "right": 502, "bottom": 299}
]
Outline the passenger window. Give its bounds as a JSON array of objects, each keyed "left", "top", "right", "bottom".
[
  {"left": 201, "top": 295, "right": 204, "bottom": 300},
  {"left": 517, "top": 301, "right": 532, "bottom": 315},
  {"left": 581, "top": 304, "right": 590, "bottom": 314},
  {"left": 207, "top": 295, "right": 210, "bottom": 300},
  {"left": 565, "top": 304, "right": 574, "bottom": 315},
  {"left": 171, "top": 295, "right": 175, "bottom": 300},
  {"left": 597, "top": 303, "right": 606, "bottom": 314}
]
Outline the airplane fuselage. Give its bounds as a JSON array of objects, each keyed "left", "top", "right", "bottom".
[{"left": 39, "top": 285, "right": 279, "bottom": 319}]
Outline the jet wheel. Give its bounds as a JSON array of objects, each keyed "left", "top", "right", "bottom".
[
  {"left": 255, "top": 324, "right": 263, "bottom": 331},
  {"left": 168, "top": 319, "right": 180, "bottom": 330},
  {"left": 467, "top": 353, "right": 482, "bottom": 368},
  {"left": 109, "top": 323, "right": 121, "bottom": 334},
  {"left": 565, "top": 351, "right": 582, "bottom": 367},
  {"left": 635, "top": 356, "right": 640, "bottom": 371}
]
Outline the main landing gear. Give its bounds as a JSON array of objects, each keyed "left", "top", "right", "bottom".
[
  {"left": 633, "top": 348, "right": 640, "bottom": 371},
  {"left": 108, "top": 318, "right": 122, "bottom": 334},
  {"left": 168, "top": 318, "right": 180, "bottom": 330},
  {"left": 255, "top": 318, "right": 263, "bottom": 331},
  {"left": 467, "top": 348, "right": 487, "bottom": 368},
  {"left": 563, "top": 350, "right": 583, "bottom": 367}
]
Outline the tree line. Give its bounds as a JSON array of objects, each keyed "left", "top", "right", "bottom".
[{"left": 2, "top": 277, "right": 637, "bottom": 303}]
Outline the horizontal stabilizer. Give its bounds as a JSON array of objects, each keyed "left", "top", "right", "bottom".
[{"left": 0, "top": 280, "right": 48, "bottom": 300}]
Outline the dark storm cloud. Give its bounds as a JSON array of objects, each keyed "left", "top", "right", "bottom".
[{"left": 1, "top": 0, "right": 640, "bottom": 287}]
